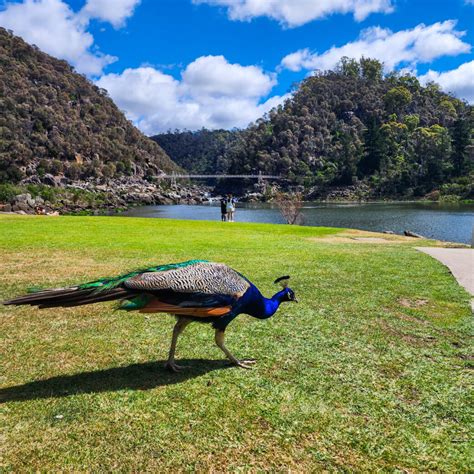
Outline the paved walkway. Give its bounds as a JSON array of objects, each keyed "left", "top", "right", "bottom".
[{"left": 416, "top": 247, "right": 473, "bottom": 311}]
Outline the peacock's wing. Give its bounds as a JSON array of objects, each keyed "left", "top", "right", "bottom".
[
  {"left": 124, "top": 261, "right": 249, "bottom": 295},
  {"left": 122, "top": 261, "right": 251, "bottom": 317}
]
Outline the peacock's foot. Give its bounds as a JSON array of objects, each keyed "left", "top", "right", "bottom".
[
  {"left": 164, "top": 361, "right": 187, "bottom": 372},
  {"left": 235, "top": 359, "right": 257, "bottom": 369}
]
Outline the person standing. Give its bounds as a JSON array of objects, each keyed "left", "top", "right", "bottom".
[
  {"left": 220, "top": 196, "right": 227, "bottom": 221},
  {"left": 226, "top": 194, "right": 236, "bottom": 222}
]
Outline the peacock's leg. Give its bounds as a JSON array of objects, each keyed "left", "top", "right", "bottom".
[
  {"left": 214, "top": 329, "right": 257, "bottom": 369},
  {"left": 165, "top": 317, "right": 191, "bottom": 372}
]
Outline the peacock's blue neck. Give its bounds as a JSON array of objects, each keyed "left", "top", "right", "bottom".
[
  {"left": 261, "top": 289, "right": 287, "bottom": 318},
  {"left": 236, "top": 285, "right": 288, "bottom": 320}
]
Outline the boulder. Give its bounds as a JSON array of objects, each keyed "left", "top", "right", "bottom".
[
  {"left": 404, "top": 230, "right": 424, "bottom": 238},
  {"left": 139, "top": 194, "right": 154, "bottom": 204},
  {"left": 157, "top": 196, "right": 173, "bottom": 205},
  {"left": 14, "top": 193, "right": 32, "bottom": 203},
  {"left": 13, "top": 201, "right": 31, "bottom": 212},
  {"left": 20, "top": 175, "right": 41, "bottom": 185},
  {"left": 42, "top": 174, "right": 60, "bottom": 187}
]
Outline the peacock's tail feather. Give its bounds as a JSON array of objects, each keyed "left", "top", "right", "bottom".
[{"left": 3, "top": 286, "right": 130, "bottom": 308}]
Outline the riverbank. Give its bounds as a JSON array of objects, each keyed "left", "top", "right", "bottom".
[
  {"left": 1, "top": 179, "right": 472, "bottom": 217},
  {"left": 1, "top": 215, "right": 471, "bottom": 471}
]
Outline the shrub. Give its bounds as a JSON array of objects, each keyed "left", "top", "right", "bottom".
[{"left": 0, "top": 183, "right": 23, "bottom": 202}]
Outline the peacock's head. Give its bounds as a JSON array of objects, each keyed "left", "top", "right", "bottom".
[{"left": 274, "top": 276, "right": 298, "bottom": 303}]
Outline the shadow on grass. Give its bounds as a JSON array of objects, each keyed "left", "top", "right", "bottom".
[{"left": 0, "top": 359, "right": 231, "bottom": 402}]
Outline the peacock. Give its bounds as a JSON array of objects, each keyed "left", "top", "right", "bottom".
[{"left": 4, "top": 260, "right": 297, "bottom": 371}]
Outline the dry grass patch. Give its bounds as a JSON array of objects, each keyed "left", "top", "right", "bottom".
[
  {"left": 0, "top": 250, "right": 120, "bottom": 289},
  {"left": 306, "top": 228, "right": 469, "bottom": 247},
  {"left": 377, "top": 319, "right": 437, "bottom": 347},
  {"left": 307, "top": 229, "right": 419, "bottom": 244},
  {"left": 398, "top": 298, "right": 429, "bottom": 308}
]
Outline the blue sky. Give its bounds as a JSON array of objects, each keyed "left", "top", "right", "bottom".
[{"left": 1, "top": 0, "right": 473, "bottom": 133}]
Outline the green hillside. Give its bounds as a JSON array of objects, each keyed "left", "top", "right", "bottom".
[
  {"left": 153, "top": 58, "right": 473, "bottom": 200},
  {"left": 0, "top": 27, "right": 179, "bottom": 184}
]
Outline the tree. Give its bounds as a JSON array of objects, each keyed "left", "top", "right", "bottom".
[
  {"left": 384, "top": 86, "right": 412, "bottom": 113},
  {"left": 378, "top": 119, "right": 410, "bottom": 194},
  {"left": 274, "top": 192, "right": 304, "bottom": 225},
  {"left": 450, "top": 116, "right": 472, "bottom": 175},
  {"left": 439, "top": 99, "right": 457, "bottom": 126},
  {"left": 337, "top": 57, "right": 360, "bottom": 77},
  {"left": 403, "top": 114, "right": 420, "bottom": 132},
  {"left": 66, "top": 163, "right": 82, "bottom": 180},
  {"left": 413, "top": 125, "right": 452, "bottom": 189},
  {"left": 360, "top": 57, "right": 383, "bottom": 82},
  {"left": 358, "top": 117, "right": 383, "bottom": 175}
]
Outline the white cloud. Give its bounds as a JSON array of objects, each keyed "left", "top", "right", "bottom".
[
  {"left": 193, "top": 0, "right": 394, "bottom": 27},
  {"left": 280, "top": 48, "right": 314, "bottom": 72},
  {"left": 281, "top": 20, "right": 471, "bottom": 72},
  {"left": 419, "top": 60, "right": 474, "bottom": 103},
  {"left": 181, "top": 55, "right": 276, "bottom": 98},
  {"left": 0, "top": 0, "right": 121, "bottom": 75},
  {"left": 79, "top": 0, "right": 141, "bottom": 28},
  {"left": 96, "top": 56, "right": 289, "bottom": 133}
]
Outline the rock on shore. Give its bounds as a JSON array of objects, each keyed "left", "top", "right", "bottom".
[{"left": 0, "top": 175, "right": 211, "bottom": 215}]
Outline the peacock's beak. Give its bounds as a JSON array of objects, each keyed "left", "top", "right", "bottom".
[{"left": 293, "top": 297, "right": 298, "bottom": 303}]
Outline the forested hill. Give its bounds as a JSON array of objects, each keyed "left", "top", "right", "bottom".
[
  {"left": 152, "top": 129, "right": 241, "bottom": 175},
  {"left": 0, "top": 28, "right": 179, "bottom": 184},
  {"left": 153, "top": 58, "right": 473, "bottom": 199}
]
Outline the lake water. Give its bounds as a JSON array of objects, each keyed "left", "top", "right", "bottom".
[{"left": 120, "top": 201, "right": 474, "bottom": 244}]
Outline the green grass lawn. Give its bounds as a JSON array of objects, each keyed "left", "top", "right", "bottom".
[{"left": 0, "top": 215, "right": 472, "bottom": 471}]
